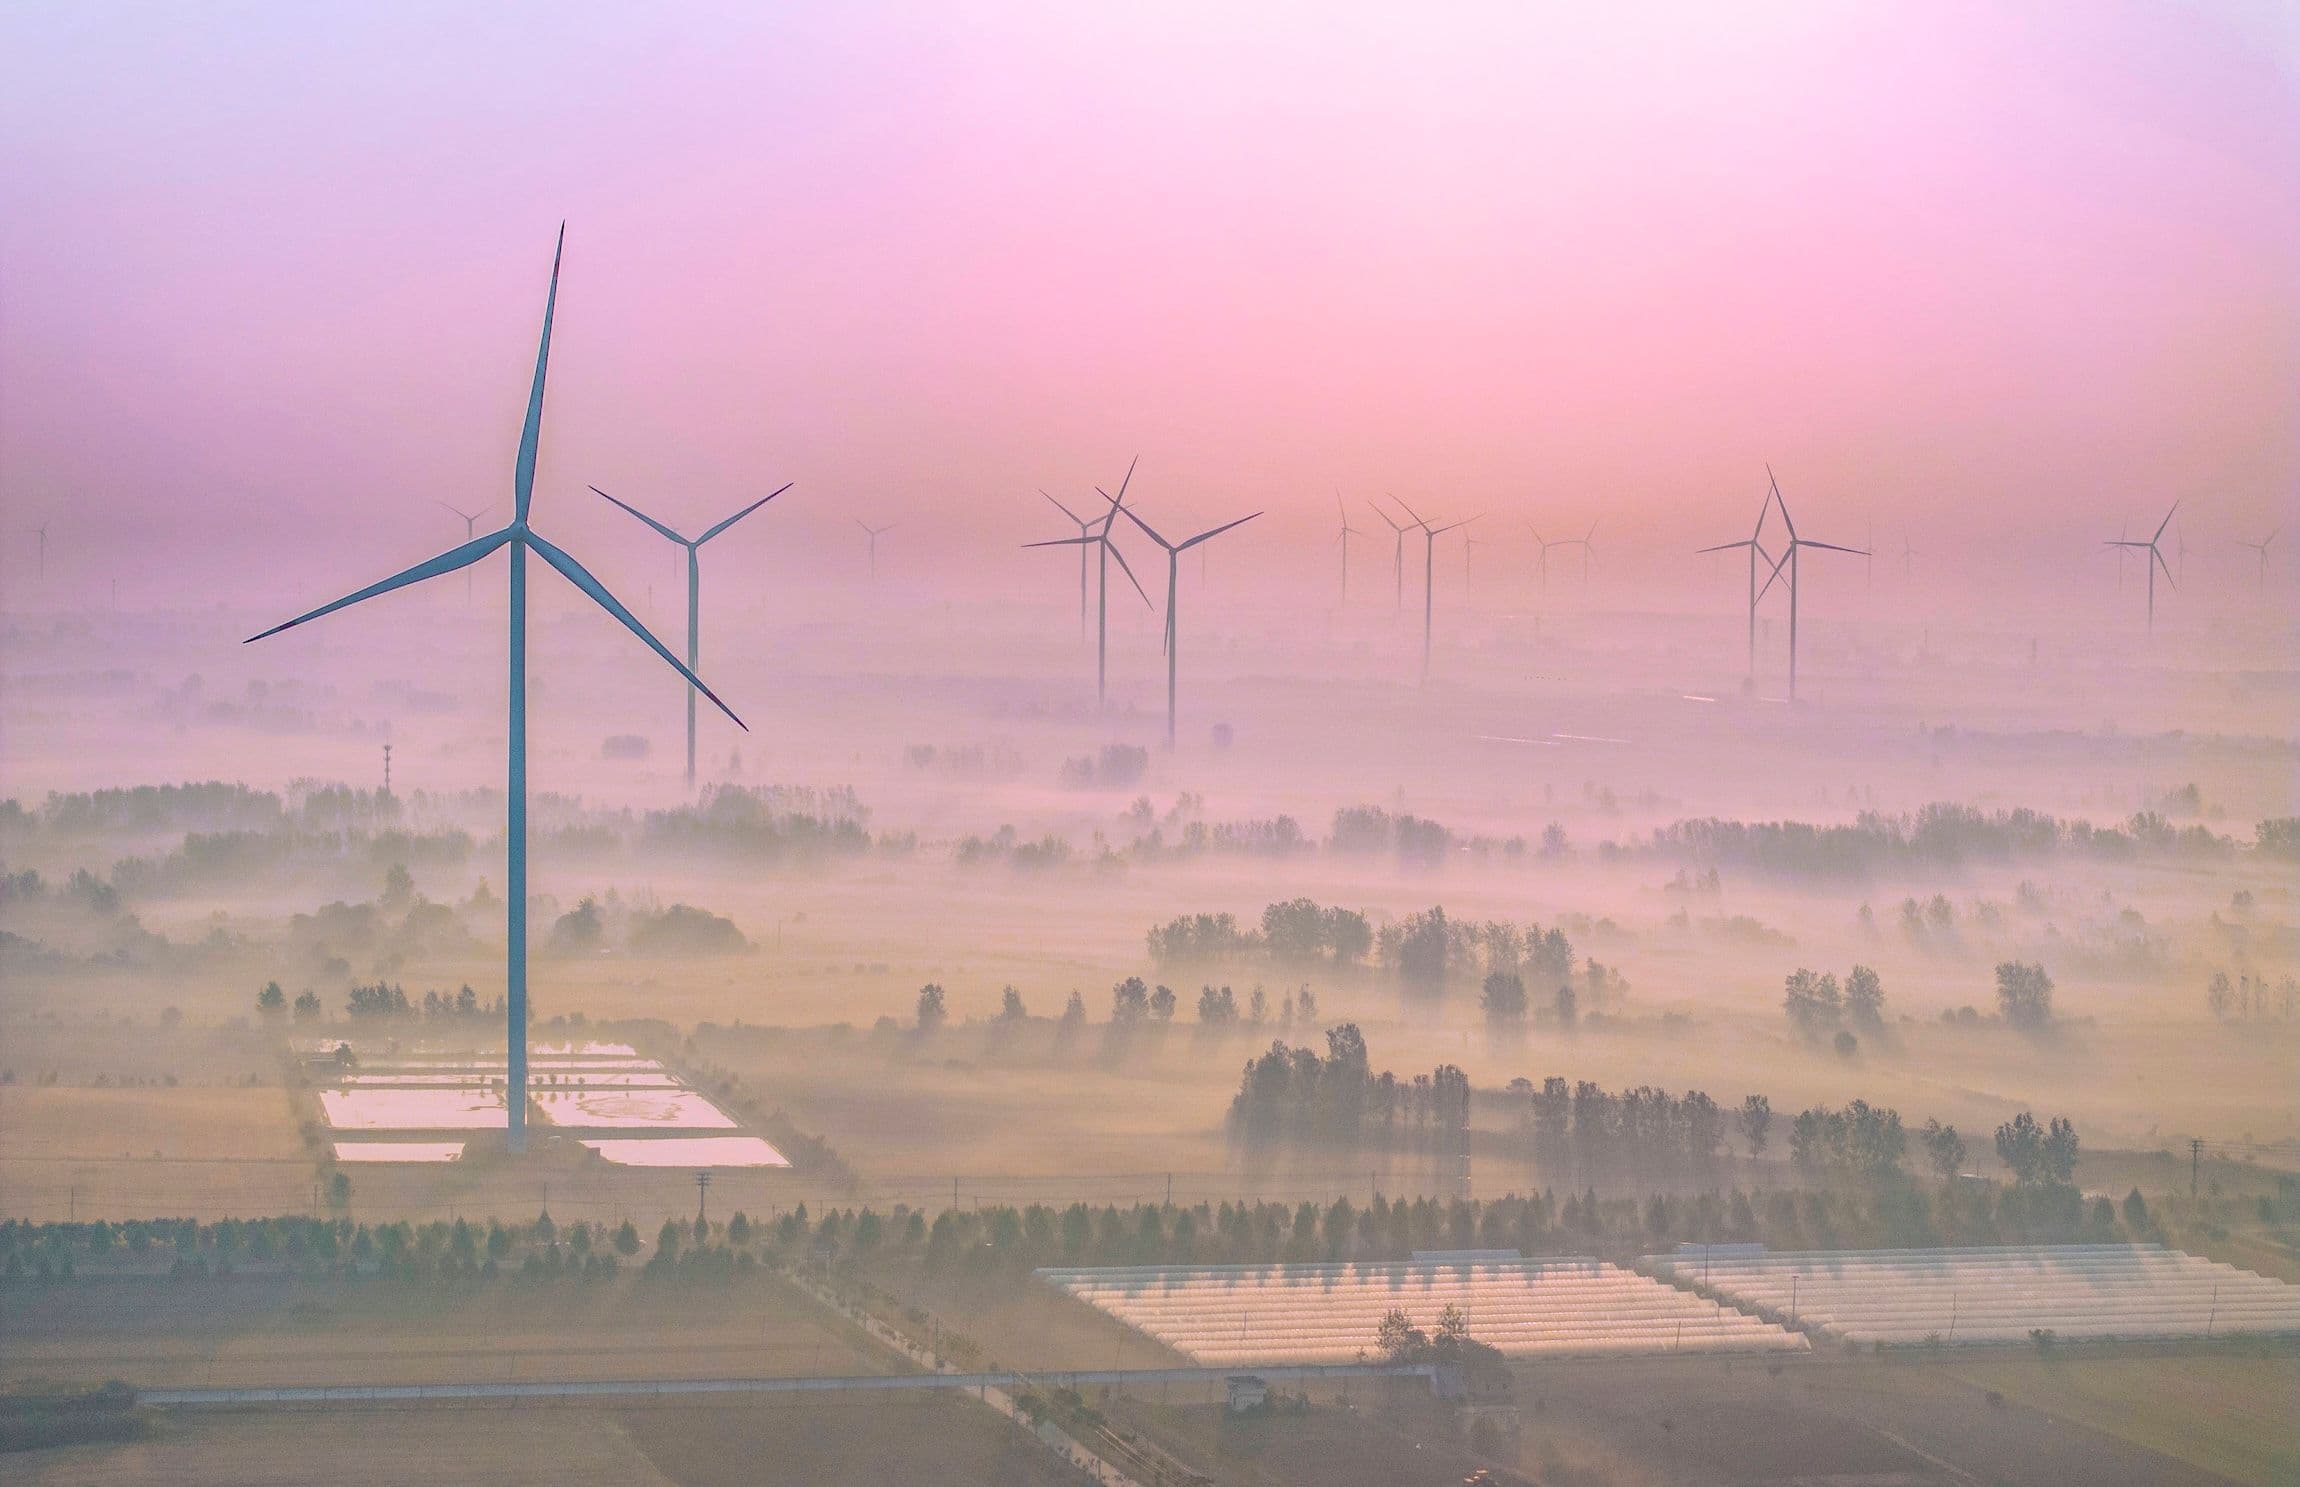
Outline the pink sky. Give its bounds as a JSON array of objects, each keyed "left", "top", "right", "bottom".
[{"left": 2, "top": 1, "right": 2294, "bottom": 611}]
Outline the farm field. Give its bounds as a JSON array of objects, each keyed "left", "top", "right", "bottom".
[
  {"left": 2, "top": 1396, "right": 1085, "bottom": 1487},
  {"left": 0, "top": 1273, "right": 898, "bottom": 1391}
]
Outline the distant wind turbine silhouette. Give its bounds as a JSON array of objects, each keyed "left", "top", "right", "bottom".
[
  {"left": 437, "top": 503, "right": 491, "bottom": 600},
  {"left": 2235, "top": 527, "right": 2279, "bottom": 587},
  {"left": 855, "top": 520, "right": 894, "bottom": 581},
  {"left": 246, "top": 228, "right": 744, "bottom": 1153},
  {"left": 29, "top": 522, "right": 47, "bottom": 580},
  {"left": 2103, "top": 502, "right": 2178, "bottom": 633},
  {"left": 1333, "top": 493, "right": 1362, "bottom": 604},
  {"left": 1701, "top": 468, "right": 1865, "bottom": 699},
  {"left": 1391, "top": 497, "right": 1477, "bottom": 682},
  {"left": 1026, "top": 460, "right": 1151, "bottom": 707},
  {"left": 592, "top": 482, "right": 788, "bottom": 784},
  {"left": 1040, "top": 492, "right": 1096, "bottom": 640},
  {"left": 1120, "top": 504, "right": 1260, "bottom": 743},
  {"left": 1372, "top": 500, "right": 1409, "bottom": 610}
]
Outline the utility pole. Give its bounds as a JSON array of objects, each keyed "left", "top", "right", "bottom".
[
  {"left": 2190, "top": 1138, "right": 2203, "bottom": 1202},
  {"left": 382, "top": 743, "right": 392, "bottom": 796},
  {"left": 1165, "top": 1173, "right": 1173, "bottom": 1208},
  {"left": 695, "top": 1170, "right": 712, "bottom": 1225}
]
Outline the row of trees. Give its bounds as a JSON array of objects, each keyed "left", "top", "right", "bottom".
[
  {"left": 1227, "top": 1025, "right": 1468, "bottom": 1152},
  {"left": 1145, "top": 899, "right": 1597, "bottom": 1004}
]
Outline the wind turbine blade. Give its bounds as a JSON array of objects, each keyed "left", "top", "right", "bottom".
[
  {"left": 1023, "top": 534, "right": 1096, "bottom": 550},
  {"left": 2152, "top": 500, "right": 2180, "bottom": 544},
  {"left": 591, "top": 487, "right": 691, "bottom": 547},
  {"left": 514, "top": 225, "right": 565, "bottom": 525},
  {"left": 1112, "top": 455, "right": 1139, "bottom": 509},
  {"left": 1391, "top": 496, "right": 1428, "bottom": 527},
  {"left": 1041, "top": 490, "right": 1085, "bottom": 525},
  {"left": 1371, "top": 502, "right": 1405, "bottom": 532},
  {"left": 2154, "top": 546, "right": 2176, "bottom": 588},
  {"left": 697, "top": 484, "right": 790, "bottom": 544},
  {"left": 1121, "top": 505, "right": 1176, "bottom": 550},
  {"left": 1179, "top": 511, "right": 1262, "bottom": 550},
  {"left": 1105, "top": 536, "right": 1153, "bottom": 609},
  {"left": 246, "top": 529, "right": 511, "bottom": 642},
  {"left": 1696, "top": 540, "right": 1754, "bottom": 554},
  {"left": 1795, "top": 540, "right": 1867, "bottom": 556},
  {"left": 1754, "top": 546, "right": 1794, "bottom": 603},
  {"left": 526, "top": 530, "right": 747, "bottom": 730},
  {"left": 435, "top": 501, "right": 484, "bottom": 522}
]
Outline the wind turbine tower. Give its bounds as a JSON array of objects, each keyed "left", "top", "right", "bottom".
[
  {"left": 1700, "top": 468, "right": 1865, "bottom": 699},
  {"left": 1392, "top": 497, "right": 1477, "bottom": 681},
  {"left": 1040, "top": 492, "right": 1096, "bottom": 639},
  {"left": 855, "top": 520, "right": 894, "bottom": 581},
  {"left": 1372, "top": 500, "right": 1409, "bottom": 611},
  {"left": 438, "top": 504, "right": 491, "bottom": 600},
  {"left": 1120, "top": 504, "right": 1260, "bottom": 743},
  {"left": 1025, "top": 461, "right": 1150, "bottom": 708},
  {"left": 248, "top": 228, "right": 744, "bottom": 1152},
  {"left": 1333, "top": 493, "right": 1363, "bottom": 604},
  {"left": 2235, "top": 527, "right": 2280, "bottom": 587},
  {"left": 2103, "top": 502, "right": 2178, "bottom": 633},
  {"left": 592, "top": 482, "right": 789, "bottom": 785}
]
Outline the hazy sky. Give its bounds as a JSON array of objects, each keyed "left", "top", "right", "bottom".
[{"left": 3, "top": 1, "right": 2295, "bottom": 609}]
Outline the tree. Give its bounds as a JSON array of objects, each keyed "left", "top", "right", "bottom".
[
  {"left": 1844, "top": 965, "right": 1885, "bottom": 1029},
  {"left": 2042, "top": 1116, "right": 2079, "bottom": 1183},
  {"left": 997, "top": 986, "right": 1027, "bottom": 1023},
  {"left": 1739, "top": 1094, "right": 1772, "bottom": 1158},
  {"left": 256, "top": 981, "right": 287, "bottom": 1019},
  {"left": 326, "top": 1170, "right": 351, "bottom": 1208},
  {"left": 1110, "top": 976, "right": 1150, "bottom": 1025},
  {"left": 1832, "top": 1029, "right": 1859, "bottom": 1059},
  {"left": 1323, "top": 907, "right": 1373, "bottom": 966},
  {"left": 1197, "top": 985, "right": 1238, "bottom": 1024},
  {"left": 1783, "top": 968, "right": 1841, "bottom": 1039},
  {"left": 1919, "top": 1119, "right": 1966, "bottom": 1181},
  {"left": 1149, "top": 984, "right": 1177, "bottom": 1022},
  {"left": 613, "top": 1220, "right": 640, "bottom": 1257},
  {"left": 1480, "top": 970, "right": 1527, "bottom": 1030},
  {"left": 381, "top": 862, "right": 415, "bottom": 909},
  {"left": 1553, "top": 982, "right": 1577, "bottom": 1030},
  {"left": 1375, "top": 1307, "right": 1426, "bottom": 1362},
  {"left": 1995, "top": 1111, "right": 2049, "bottom": 1184},
  {"left": 292, "top": 989, "right": 321, "bottom": 1022},
  {"left": 1994, "top": 961, "right": 2055, "bottom": 1030},
  {"left": 915, "top": 983, "right": 947, "bottom": 1033}
]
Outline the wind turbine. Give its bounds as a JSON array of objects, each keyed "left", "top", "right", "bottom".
[
  {"left": 1392, "top": 497, "right": 1477, "bottom": 681},
  {"left": 1372, "top": 499, "right": 1409, "bottom": 610},
  {"left": 1699, "top": 493, "right": 1775, "bottom": 684},
  {"left": 437, "top": 503, "right": 490, "bottom": 600},
  {"left": 1040, "top": 491, "right": 1095, "bottom": 639},
  {"left": 855, "top": 520, "right": 894, "bottom": 581},
  {"left": 1333, "top": 493, "right": 1362, "bottom": 604},
  {"left": 29, "top": 522, "right": 47, "bottom": 580},
  {"left": 1750, "top": 470, "right": 1865, "bottom": 700},
  {"left": 1120, "top": 504, "right": 1260, "bottom": 743},
  {"left": 592, "top": 482, "right": 788, "bottom": 785},
  {"left": 246, "top": 228, "right": 743, "bottom": 1153},
  {"left": 1701, "top": 469, "right": 1865, "bottom": 699},
  {"left": 1025, "top": 460, "right": 1151, "bottom": 707},
  {"left": 1574, "top": 520, "right": 1598, "bottom": 584},
  {"left": 2235, "top": 527, "right": 2279, "bottom": 587},
  {"left": 1528, "top": 526, "right": 1566, "bottom": 591},
  {"left": 2103, "top": 501, "right": 2178, "bottom": 633}
]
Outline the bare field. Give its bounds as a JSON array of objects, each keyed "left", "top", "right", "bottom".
[{"left": 0, "top": 1272, "right": 896, "bottom": 1391}]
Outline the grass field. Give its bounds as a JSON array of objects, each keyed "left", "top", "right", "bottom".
[
  {"left": 3, "top": 1397, "right": 1087, "bottom": 1487},
  {"left": 0, "top": 1087, "right": 304, "bottom": 1163},
  {"left": 0, "top": 1272, "right": 899, "bottom": 1391},
  {"left": 1947, "top": 1347, "right": 2300, "bottom": 1487}
]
